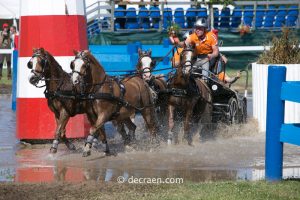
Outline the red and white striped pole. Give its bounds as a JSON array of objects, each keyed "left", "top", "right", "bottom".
[{"left": 17, "top": 0, "right": 89, "bottom": 139}]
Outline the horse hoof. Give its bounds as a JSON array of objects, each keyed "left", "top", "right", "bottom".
[
  {"left": 66, "top": 143, "right": 76, "bottom": 151},
  {"left": 125, "top": 145, "right": 135, "bottom": 152},
  {"left": 105, "top": 151, "right": 116, "bottom": 157},
  {"left": 50, "top": 147, "right": 57, "bottom": 154},
  {"left": 82, "top": 151, "right": 91, "bottom": 157}
]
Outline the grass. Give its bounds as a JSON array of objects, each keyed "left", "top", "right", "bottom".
[
  {"left": 1, "top": 180, "right": 300, "bottom": 200},
  {"left": 0, "top": 69, "right": 12, "bottom": 85}
]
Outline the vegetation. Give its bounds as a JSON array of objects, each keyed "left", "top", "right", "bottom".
[
  {"left": 0, "top": 69, "right": 12, "bottom": 85},
  {"left": 1, "top": 180, "right": 300, "bottom": 200},
  {"left": 257, "top": 28, "right": 300, "bottom": 64},
  {"left": 167, "top": 23, "right": 181, "bottom": 37}
]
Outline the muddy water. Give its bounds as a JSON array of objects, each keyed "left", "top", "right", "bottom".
[{"left": 1, "top": 95, "right": 300, "bottom": 183}]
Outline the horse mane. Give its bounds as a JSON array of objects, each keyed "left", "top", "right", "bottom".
[
  {"left": 87, "top": 52, "right": 105, "bottom": 71},
  {"left": 44, "top": 51, "right": 70, "bottom": 78},
  {"left": 86, "top": 52, "right": 106, "bottom": 82}
]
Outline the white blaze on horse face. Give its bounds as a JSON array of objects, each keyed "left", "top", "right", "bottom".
[
  {"left": 141, "top": 57, "right": 152, "bottom": 80},
  {"left": 184, "top": 51, "right": 193, "bottom": 74},
  {"left": 32, "top": 57, "right": 38, "bottom": 71},
  {"left": 72, "top": 58, "right": 84, "bottom": 84}
]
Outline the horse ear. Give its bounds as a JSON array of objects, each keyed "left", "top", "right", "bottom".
[
  {"left": 138, "top": 48, "right": 142, "bottom": 56},
  {"left": 73, "top": 49, "right": 78, "bottom": 55},
  {"left": 148, "top": 49, "right": 152, "bottom": 56},
  {"left": 40, "top": 48, "right": 45, "bottom": 53}
]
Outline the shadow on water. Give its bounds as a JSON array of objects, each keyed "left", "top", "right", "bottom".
[{"left": 1, "top": 95, "right": 300, "bottom": 183}]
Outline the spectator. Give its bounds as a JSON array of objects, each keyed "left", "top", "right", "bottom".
[
  {"left": 10, "top": 26, "right": 19, "bottom": 50},
  {"left": 0, "top": 23, "right": 12, "bottom": 80}
]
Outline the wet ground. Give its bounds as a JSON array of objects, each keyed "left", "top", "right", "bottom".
[{"left": 0, "top": 94, "right": 300, "bottom": 184}]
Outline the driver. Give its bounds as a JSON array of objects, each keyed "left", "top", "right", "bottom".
[{"left": 170, "top": 18, "right": 219, "bottom": 81}]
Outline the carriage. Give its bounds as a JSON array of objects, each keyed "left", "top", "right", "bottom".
[{"left": 207, "top": 69, "right": 248, "bottom": 124}]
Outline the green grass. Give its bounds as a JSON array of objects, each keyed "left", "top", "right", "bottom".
[
  {"left": 146, "top": 180, "right": 300, "bottom": 200},
  {"left": 0, "top": 69, "right": 12, "bottom": 85},
  {"left": 98, "top": 180, "right": 300, "bottom": 200},
  {"left": 1, "top": 180, "right": 300, "bottom": 200}
]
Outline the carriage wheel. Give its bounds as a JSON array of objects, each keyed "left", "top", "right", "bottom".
[{"left": 228, "top": 97, "right": 238, "bottom": 124}]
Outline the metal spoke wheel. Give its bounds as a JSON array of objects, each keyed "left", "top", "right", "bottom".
[{"left": 228, "top": 97, "right": 238, "bottom": 124}]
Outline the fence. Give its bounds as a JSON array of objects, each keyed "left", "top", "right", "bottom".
[{"left": 265, "top": 66, "right": 300, "bottom": 181}]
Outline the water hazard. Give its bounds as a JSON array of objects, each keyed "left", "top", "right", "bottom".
[{"left": 1, "top": 95, "right": 300, "bottom": 183}]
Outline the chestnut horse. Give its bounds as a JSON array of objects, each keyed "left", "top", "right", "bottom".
[
  {"left": 136, "top": 49, "right": 168, "bottom": 133},
  {"left": 27, "top": 48, "right": 101, "bottom": 153},
  {"left": 167, "top": 46, "right": 213, "bottom": 145},
  {"left": 70, "top": 50, "right": 158, "bottom": 157}
]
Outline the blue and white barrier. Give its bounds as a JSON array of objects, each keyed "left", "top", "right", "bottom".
[{"left": 265, "top": 66, "right": 300, "bottom": 181}]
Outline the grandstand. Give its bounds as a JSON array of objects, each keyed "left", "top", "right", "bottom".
[{"left": 86, "top": 0, "right": 300, "bottom": 36}]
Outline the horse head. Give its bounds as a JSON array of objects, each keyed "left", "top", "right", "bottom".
[
  {"left": 179, "top": 45, "right": 194, "bottom": 77},
  {"left": 137, "top": 48, "right": 156, "bottom": 81},
  {"left": 27, "top": 48, "right": 49, "bottom": 86},
  {"left": 70, "top": 50, "right": 106, "bottom": 90},
  {"left": 70, "top": 50, "right": 91, "bottom": 85}
]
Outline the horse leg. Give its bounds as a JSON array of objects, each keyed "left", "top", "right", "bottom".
[
  {"left": 183, "top": 107, "right": 194, "bottom": 146},
  {"left": 114, "top": 121, "right": 130, "bottom": 145},
  {"left": 83, "top": 113, "right": 110, "bottom": 157},
  {"left": 167, "top": 105, "right": 175, "bottom": 145},
  {"left": 86, "top": 111, "right": 101, "bottom": 149},
  {"left": 58, "top": 111, "right": 76, "bottom": 151},
  {"left": 124, "top": 117, "right": 137, "bottom": 143},
  {"left": 199, "top": 103, "right": 213, "bottom": 141},
  {"left": 141, "top": 107, "right": 159, "bottom": 146},
  {"left": 50, "top": 111, "right": 72, "bottom": 153},
  {"left": 130, "top": 112, "right": 135, "bottom": 124}
]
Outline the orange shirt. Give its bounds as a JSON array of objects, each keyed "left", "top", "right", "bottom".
[
  {"left": 217, "top": 72, "right": 225, "bottom": 82},
  {"left": 172, "top": 47, "right": 183, "bottom": 65},
  {"left": 188, "top": 31, "right": 218, "bottom": 55}
]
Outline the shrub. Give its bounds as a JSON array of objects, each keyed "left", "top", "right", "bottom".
[{"left": 257, "top": 28, "right": 300, "bottom": 64}]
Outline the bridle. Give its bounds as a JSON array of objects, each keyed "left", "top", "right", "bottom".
[
  {"left": 137, "top": 53, "right": 156, "bottom": 76},
  {"left": 180, "top": 48, "right": 194, "bottom": 75},
  {"left": 27, "top": 52, "right": 49, "bottom": 87},
  {"left": 71, "top": 51, "right": 91, "bottom": 77}
]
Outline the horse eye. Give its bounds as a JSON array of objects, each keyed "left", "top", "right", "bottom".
[
  {"left": 27, "top": 61, "right": 33, "bottom": 69},
  {"left": 70, "top": 61, "right": 75, "bottom": 70}
]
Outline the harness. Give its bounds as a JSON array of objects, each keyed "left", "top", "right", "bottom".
[{"left": 71, "top": 53, "right": 154, "bottom": 113}]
